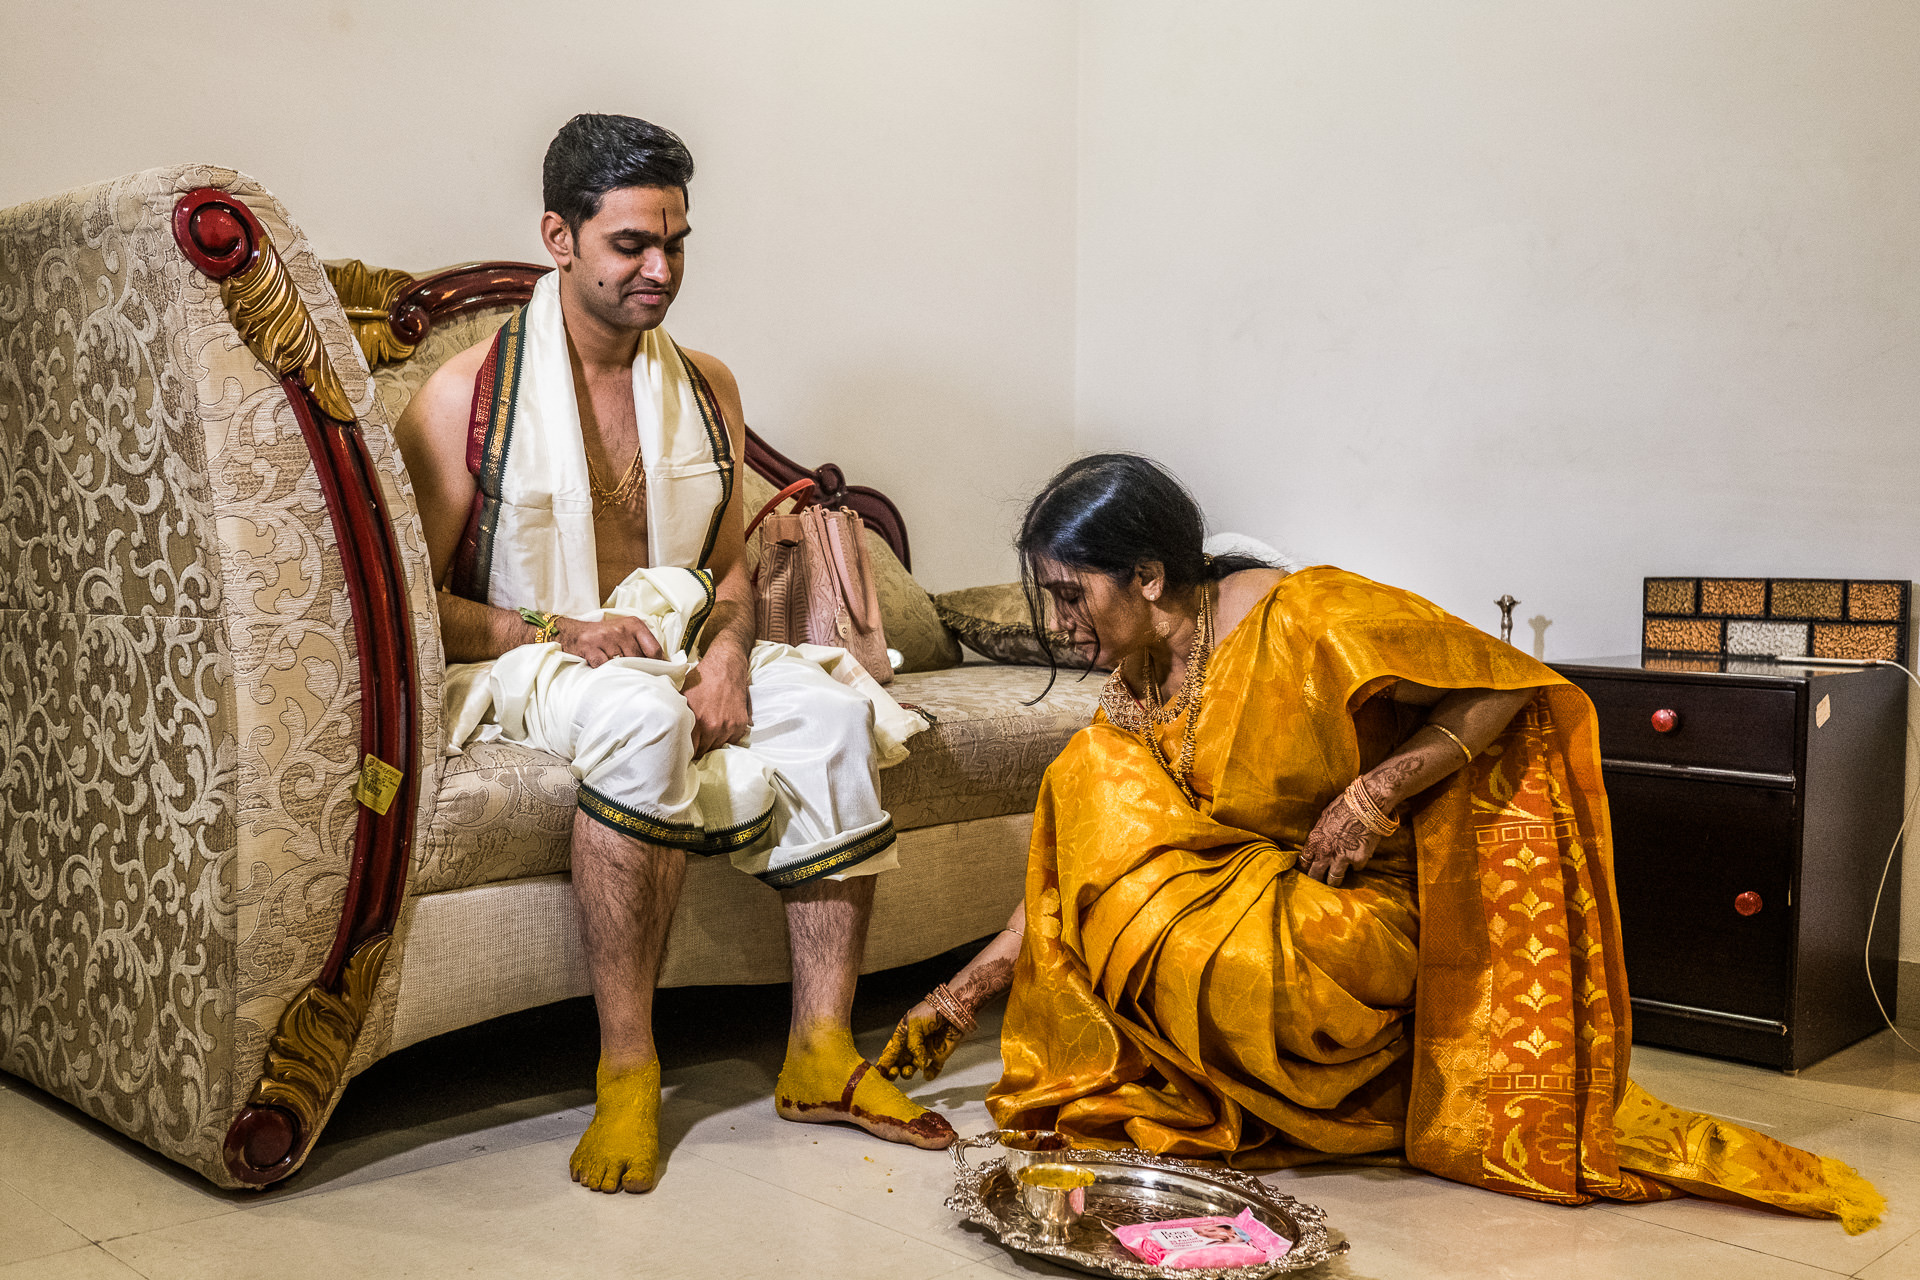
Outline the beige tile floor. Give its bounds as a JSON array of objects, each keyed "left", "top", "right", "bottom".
[{"left": 3, "top": 951, "right": 1917, "bottom": 1280}]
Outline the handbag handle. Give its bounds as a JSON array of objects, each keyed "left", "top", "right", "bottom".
[
  {"left": 822, "top": 512, "right": 880, "bottom": 632},
  {"left": 744, "top": 478, "right": 817, "bottom": 542}
]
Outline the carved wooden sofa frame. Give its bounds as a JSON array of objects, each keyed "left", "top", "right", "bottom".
[{"left": 0, "top": 167, "right": 1097, "bottom": 1190}]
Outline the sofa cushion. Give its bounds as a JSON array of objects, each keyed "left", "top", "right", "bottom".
[
  {"left": 934, "top": 582, "right": 1093, "bottom": 668},
  {"left": 413, "top": 662, "right": 1098, "bottom": 893},
  {"left": 880, "top": 663, "right": 1102, "bottom": 830},
  {"left": 867, "top": 536, "right": 964, "bottom": 672},
  {"left": 413, "top": 739, "right": 577, "bottom": 895}
]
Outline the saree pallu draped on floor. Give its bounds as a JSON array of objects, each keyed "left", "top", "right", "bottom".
[{"left": 987, "top": 568, "right": 1883, "bottom": 1233}]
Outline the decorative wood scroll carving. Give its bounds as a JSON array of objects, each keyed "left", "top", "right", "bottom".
[
  {"left": 325, "top": 259, "right": 915, "bottom": 569},
  {"left": 326, "top": 258, "right": 421, "bottom": 365},
  {"left": 394, "top": 261, "right": 550, "bottom": 338},
  {"left": 220, "top": 936, "right": 389, "bottom": 1183},
  {"left": 175, "top": 189, "right": 422, "bottom": 1187},
  {"left": 173, "top": 194, "right": 355, "bottom": 422}
]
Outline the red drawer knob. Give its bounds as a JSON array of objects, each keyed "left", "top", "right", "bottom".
[
  {"left": 1734, "top": 891, "right": 1762, "bottom": 916},
  {"left": 1650, "top": 708, "right": 1680, "bottom": 733}
]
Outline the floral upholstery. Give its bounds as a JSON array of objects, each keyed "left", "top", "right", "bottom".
[
  {"left": 881, "top": 666, "right": 1101, "bottom": 828},
  {"left": 0, "top": 166, "right": 446, "bottom": 1187},
  {"left": 413, "top": 740, "right": 575, "bottom": 895}
]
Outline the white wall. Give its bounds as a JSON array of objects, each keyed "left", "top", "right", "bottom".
[
  {"left": 0, "top": 0, "right": 1079, "bottom": 590},
  {"left": 9, "top": 1, "right": 1917, "bottom": 964},
  {"left": 1077, "top": 2, "right": 1920, "bottom": 962}
]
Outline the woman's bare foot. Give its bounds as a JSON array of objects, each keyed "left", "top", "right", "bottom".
[
  {"left": 774, "top": 1030, "right": 955, "bottom": 1149},
  {"left": 571, "top": 1058, "right": 662, "bottom": 1192}
]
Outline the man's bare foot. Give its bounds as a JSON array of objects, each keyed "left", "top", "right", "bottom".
[
  {"left": 774, "top": 1030, "right": 956, "bottom": 1149},
  {"left": 571, "top": 1058, "right": 662, "bottom": 1192}
]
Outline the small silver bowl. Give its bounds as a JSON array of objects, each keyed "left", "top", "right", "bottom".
[
  {"left": 1015, "top": 1162, "right": 1097, "bottom": 1243},
  {"left": 985, "top": 1127, "right": 1075, "bottom": 1175}
]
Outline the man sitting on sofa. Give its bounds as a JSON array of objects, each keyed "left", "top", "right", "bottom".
[{"left": 393, "top": 112, "right": 955, "bottom": 1194}]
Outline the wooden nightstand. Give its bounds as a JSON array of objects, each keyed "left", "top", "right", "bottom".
[{"left": 1550, "top": 655, "right": 1906, "bottom": 1070}]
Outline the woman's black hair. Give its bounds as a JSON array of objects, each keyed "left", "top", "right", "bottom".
[
  {"left": 1017, "top": 453, "right": 1275, "bottom": 695},
  {"left": 543, "top": 113, "right": 696, "bottom": 236}
]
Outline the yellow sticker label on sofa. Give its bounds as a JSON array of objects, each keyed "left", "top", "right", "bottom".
[{"left": 354, "top": 753, "right": 404, "bottom": 815}]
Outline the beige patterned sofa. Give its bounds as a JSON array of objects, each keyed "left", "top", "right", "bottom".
[{"left": 0, "top": 166, "right": 1097, "bottom": 1190}]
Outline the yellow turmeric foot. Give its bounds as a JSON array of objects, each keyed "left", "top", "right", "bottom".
[
  {"left": 774, "top": 1031, "right": 956, "bottom": 1149},
  {"left": 571, "top": 1058, "right": 662, "bottom": 1193}
]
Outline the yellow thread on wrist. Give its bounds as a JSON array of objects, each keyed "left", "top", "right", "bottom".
[{"left": 517, "top": 607, "right": 561, "bottom": 644}]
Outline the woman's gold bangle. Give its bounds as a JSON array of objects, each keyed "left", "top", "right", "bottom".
[
  {"left": 928, "top": 983, "right": 977, "bottom": 1032},
  {"left": 1344, "top": 776, "right": 1399, "bottom": 838},
  {"left": 1430, "top": 722, "right": 1473, "bottom": 768}
]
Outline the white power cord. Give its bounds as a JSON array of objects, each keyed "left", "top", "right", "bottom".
[
  {"left": 1756, "top": 654, "right": 1918, "bottom": 1053},
  {"left": 1860, "top": 658, "right": 1920, "bottom": 1055}
]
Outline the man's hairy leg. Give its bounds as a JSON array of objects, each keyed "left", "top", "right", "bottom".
[
  {"left": 773, "top": 876, "right": 956, "bottom": 1149},
  {"left": 569, "top": 814, "right": 684, "bottom": 1192}
]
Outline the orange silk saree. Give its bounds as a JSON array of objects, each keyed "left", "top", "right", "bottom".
[{"left": 987, "top": 568, "right": 1882, "bottom": 1232}]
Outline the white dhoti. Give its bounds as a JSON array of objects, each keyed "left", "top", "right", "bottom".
[
  {"left": 446, "top": 568, "right": 924, "bottom": 887},
  {"left": 445, "top": 275, "right": 923, "bottom": 886}
]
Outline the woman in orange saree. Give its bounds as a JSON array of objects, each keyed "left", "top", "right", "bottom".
[{"left": 880, "top": 454, "right": 1882, "bottom": 1233}]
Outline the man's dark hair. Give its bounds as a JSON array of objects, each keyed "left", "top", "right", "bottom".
[{"left": 543, "top": 113, "right": 696, "bottom": 233}]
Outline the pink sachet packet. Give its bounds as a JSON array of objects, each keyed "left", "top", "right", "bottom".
[{"left": 1110, "top": 1208, "right": 1292, "bottom": 1269}]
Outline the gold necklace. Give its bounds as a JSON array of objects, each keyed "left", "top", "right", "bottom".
[
  {"left": 586, "top": 436, "right": 645, "bottom": 510},
  {"left": 1100, "top": 586, "right": 1213, "bottom": 806}
]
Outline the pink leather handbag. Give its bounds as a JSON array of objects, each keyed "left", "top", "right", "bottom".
[{"left": 746, "top": 479, "right": 893, "bottom": 684}]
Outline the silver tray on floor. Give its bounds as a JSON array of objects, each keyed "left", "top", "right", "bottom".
[{"left": 944, "top": 1133, "right": 1347, "bottom": 1278}]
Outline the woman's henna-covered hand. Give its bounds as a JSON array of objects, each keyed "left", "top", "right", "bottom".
[
  {"left": 876, "top": 999, "right": 965, "bottom": 1081},
  {"left": 1302, "top": 686, "right": 1541, "bottom": 888},
  {"left": 875, "top": 951, "right": 1017, "bottom": 1081},
  {"left": 1364, "top": 752, "right": 1424, "bottom": 801},
  {"left": 1302, "top": 789, "right": 1383, "bottom": 887}
]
